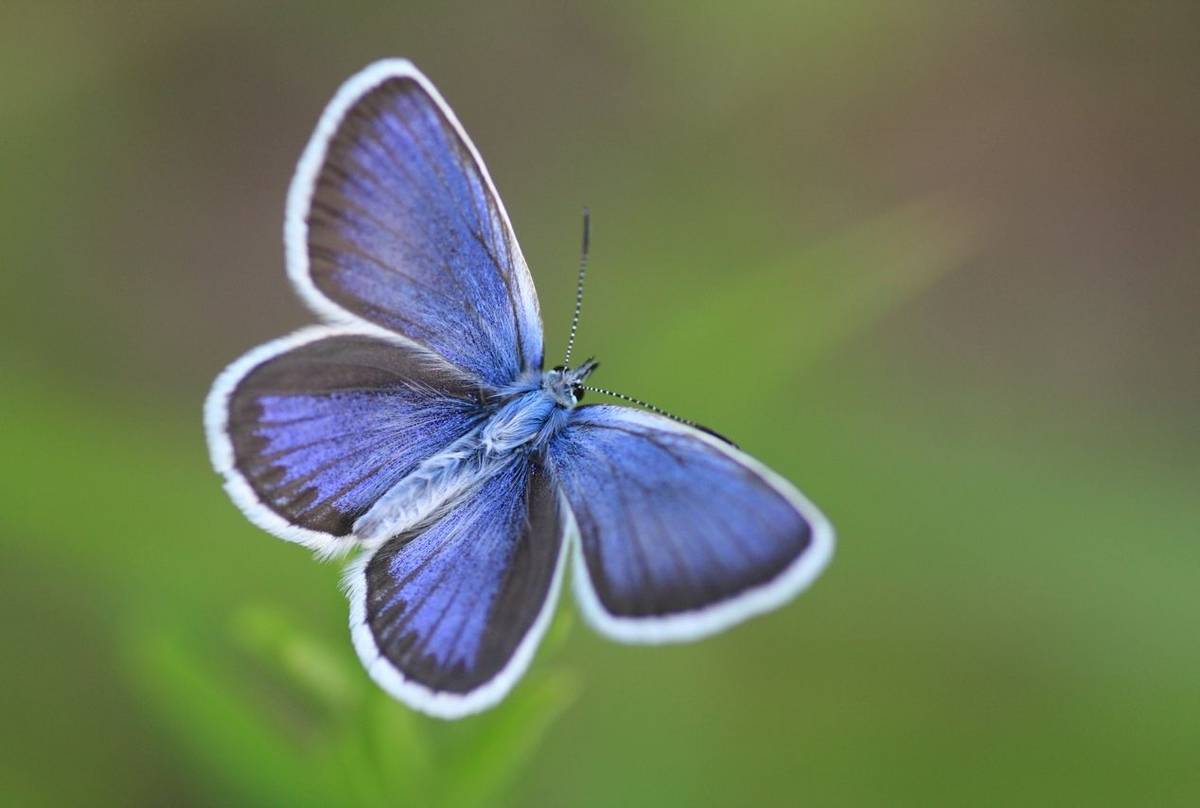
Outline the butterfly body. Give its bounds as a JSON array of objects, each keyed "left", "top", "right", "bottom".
[
  {"left": 206, "top": 60, "right": 834, "bottom": 719},
  {"left": 354, "top": 361, "right": 595, "bottom": 542},
  {"left": 479, "top": 380, "right": 565, "bottom": 454}
]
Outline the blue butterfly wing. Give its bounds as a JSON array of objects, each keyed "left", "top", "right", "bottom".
[
  {"left": 347, "top": 458, "right": 566, "bottom": 718},
  {"left": 286, "top": 60, "right": 543, "bottom": 387},
  {"left": 546, "top": 405, "right": 834, "bottom": 643},
  {"left": 205, "top": 327, "right": 486, "bottom": 557}
]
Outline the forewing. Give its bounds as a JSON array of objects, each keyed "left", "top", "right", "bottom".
[
  {"left": 205, "top": 326, "right": 485, "bottom": 557},
  {"left": 347, "top": 458, "right": 566, "bottom": 718},
  {"left": 286, "top": 59, "right": 543, "bottom": 386},
  {"left": 546, "top": 405, "right": 834, "bottom": 643}
]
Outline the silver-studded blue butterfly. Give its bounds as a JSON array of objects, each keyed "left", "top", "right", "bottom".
[{"left": 204, "top": 60, "right": 834, "bottom": 718}]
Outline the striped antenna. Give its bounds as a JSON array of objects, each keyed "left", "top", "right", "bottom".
[
  {"left": 584, "top": 385, "right": 738, "bottom": 446},
  {"left": 562, "top": 208, "right": 590, "bottom": 367},
  {"left": 582, "top": 384, "right": 697, "bottom": 427}
]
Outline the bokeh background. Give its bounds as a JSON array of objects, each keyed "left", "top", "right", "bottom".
[{"left": 3, "top": 2, "right": 1198, "bottom": 805}]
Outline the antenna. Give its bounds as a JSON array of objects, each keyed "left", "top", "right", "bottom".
[
  {"left": 562, "top": 207, "right": 590, "bottom": 367},
  {"left": 583, "top": 385, "right": 737, "bottom": 447}
]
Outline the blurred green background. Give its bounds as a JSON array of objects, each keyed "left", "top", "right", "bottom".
[{"left": 3, "top": 2, "right": 1198, "bottom": 805}]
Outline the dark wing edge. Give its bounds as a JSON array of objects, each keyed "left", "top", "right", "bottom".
[
  {"left": 558, "top": 409, "right": 836, "bottom": 645},
  {"left": 203, "top": 324, "right": 477, "bottom": 559},
  {"left": 344, "top": 469, "right": 569, "bottom": 719},
  {"left": 283, "top": 59, "right": 542, "bottom": 365}
]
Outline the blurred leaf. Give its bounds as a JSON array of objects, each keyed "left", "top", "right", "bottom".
[
  {"left": 132, "top": 628, "right": 327, "bottom": 806},
  {"left": 441, "top": 669, "right": 581, "bottom": 808},
  {"left": 232, "top": 604, "right": 363, "bottom": 713},
  {"left": 129, "top": 601, "right": 578, "bottom": 808}
]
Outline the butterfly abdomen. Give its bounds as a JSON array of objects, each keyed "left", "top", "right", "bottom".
[
  {"left": 353, "top": 428, "right": 496, "bottom": 542},
  {"left": 352, "top": 389, "right": 565, "bottom": 543}
]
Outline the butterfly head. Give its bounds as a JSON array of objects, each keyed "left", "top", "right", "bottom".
[{"left": 545, "top": 358, "right": 599, "bottom": 408}]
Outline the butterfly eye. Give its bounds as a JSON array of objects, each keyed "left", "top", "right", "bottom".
[
  {"left": 551, "top": 365, "right": 566, "bottom": 373},
  {"left": 572, "top": 383, "right": 585, "bottom": 401}
]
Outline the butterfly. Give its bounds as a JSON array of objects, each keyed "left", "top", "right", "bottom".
[{"left": 204, "top": 60, "right": 834, "bottom": 719}]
